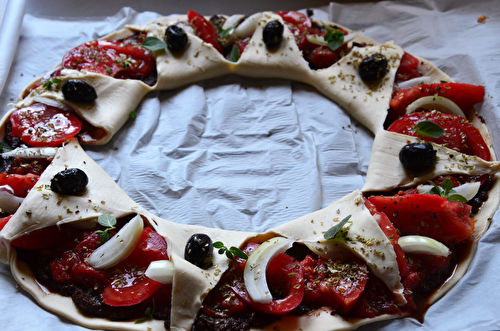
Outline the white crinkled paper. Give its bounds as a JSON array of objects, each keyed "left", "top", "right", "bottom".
[{"left": 0, "top": 1, "right": 499, "bottom": 330}]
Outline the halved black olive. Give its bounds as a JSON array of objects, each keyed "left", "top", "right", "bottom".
[
  {"left": 399, "top": 142, "right": 437, "bottom": 172},
  {"left": 263, "top": 20, "right": 284, "bottom": 48},
  {"left": 359, "top": 53, "right": 388, "bottom": 83},
  {"left": 165, "top": 25, "right": 188, "bottom": 52},
  {"left": 61, "top": 79, "right": 97, "bottom": 103},
  {"left": 51, "top": 168, "right": 89, "bottom": 195},
  {"left": 185, "top": 233, "right": 213, "bottom": 269}
]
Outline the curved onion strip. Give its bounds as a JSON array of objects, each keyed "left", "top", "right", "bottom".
[
  {"left": 145, "top": 260, "right": 174, "bottom": 284},
  {"left": 222, "top": 14, "right": 245, "bottom": 30},
  {"left": 2, "top": 147, "right": 57, "bottom": 159},
  {"left": 0, "top": 185, "right": 24, "bottom": 214},
  {"left": 32, "top": 96, "right": 72, "bottom": 111},
  {"left": 306, "top": 32, "right": 355, "bottom": 47},
  {"left": 406, "top": 95, "right": 466, "bottom": 118},
  {"left": 234, "top": 12, "right": 262, "bottom": 38},
  {"left": 398, "top": 235, "right": 450, "bottom": 256},
  {"left": 417, "top": 181, "right": 481, "bottom": 201},
  {"left": 243, "top": 237, "right": 294, "bottom": 304},
  {"left": 88, "top": 214, "right": 144, "bottom": 269}
]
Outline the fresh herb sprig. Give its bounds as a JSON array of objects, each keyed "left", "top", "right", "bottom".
[
  {"left": 218, "top": 24, "right": 237, "bottom": 38},
  {"left": 322, "top": 22, "right": 344, "bottom": 52},
  {"left": 412, "top": 121, "right": 444, "bottom": 138},
  {"left": 428, "top": 178, "right": 468, "bottom": 202},
  {"left": 0, "top": 142, "right": 13, "bottom": 153},
  {"left": 43, "top": 78, "right": 61, "bottom": 90},
  {"left": 228, "top": 44, "right": 240, "bottom": 63},
  {"left": 324, "top": 215, "right": 352, "bottom": 240},
  {"left": 135, "top": 299, "right": 155, "bottom": 324},
  {"left": 95, "top": 213, "right": 117, "bottom": 244},
  {"left": 142, "top": 36, "right": 167, "bottom": 51},
  {"left": 213, "top": 241, "right": 248, "bottom": 260}
]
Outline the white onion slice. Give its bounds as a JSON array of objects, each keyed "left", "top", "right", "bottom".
[
  {"left": 243, "top": 237, "right": 294, "bottom": 304},
  {"left": 88, "top": 214, "right": 144, "bottom": 269},
  {"left": 417, "top": 181, "right": 480, "bottom": 201},
  {"left": 306, "top": 32, "right": 355, "bottom": 47},
  {"left": 234, "top": 12, "right": 262, "bottom": 38},
  {"left": 398, "top": 235, "right": 450, "bottom": 256},
  {"left": 406, "top": 95, "right": 466, "bottom": 118},
  {"left": 222, "top": 14, "right": 245, "bottom": 31},
  {"left": 3, "top": 147, "right": 57, "bottom": 159},
  {"left": 0, "top": 185, "right": 24, "bottom": 214},
  {"left": 395, "top": 76, "right": 433, "bottom": 91},
  {"left": 145, "top": 260, "right": 174, "bottom": 284},
  {"left": 32, "top": 96, "right": 71, "bottom": 111}
]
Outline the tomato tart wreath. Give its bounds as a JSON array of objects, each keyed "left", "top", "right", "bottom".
[{"left": 0, "top": 8, "right": 498, "bottom": 331}]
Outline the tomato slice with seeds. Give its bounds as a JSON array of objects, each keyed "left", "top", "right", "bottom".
[
  {"left": 387, "top": 111, "right": 491, "bottom": 161},
  {"left": 102, "top": 227, "right": 169, "bottom": 307},
  {"left": 0, "top": 173, "right": 39, "bottom": 197},
  {"left": 301, "top": 254, "right": 368, "bottom": 312},
  {"left": 0, "top": 215, "right": 12, "bottom": 231},
  {"left": 230, "top": 253, "right": 304, "bottom": 315},
  {"left": 395, "top": 52, "right": 421, "bottom": 83},
  {"left": 10, "top": 103, "right": 82, "bottom": 147},
  {"left": 187, "top": 9, "right": 223, "bottom": 54},
  {"left": 367, "top": 194, "right": 474, "bottom": 246},
  {"left": 62, "top": 40, "right": 156, "bottom": 80}
]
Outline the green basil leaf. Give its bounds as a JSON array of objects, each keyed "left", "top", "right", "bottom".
[
  {"left": 441, "top": 178, "right": 454, "bottom": 193},
  {"left": 142, "top": 36, "right": 167, "bottom": 51},
  {"left": 0, "top": 142, "right": 13, "bottom": 153},
  {"left": 323, "top": 215, "right": 352, "bottom": 240},
  {"left": 325, "top": 30, "right": 344, "bottom": 52},
  {"left": 412, "top": 121, "right": 444, "bottom": 138},
  {"left": 213, "top": 241, "right": 225, "bottom": 249},
  {"left": 219, "top": 24, "right": 236, "bottom": 38},
  {"left": 229, "top": 246, "right": 248, "bottom": 260},
  {"left": 97, "top": 213, "right": 117, "bottom": 228},
  {"left": 225, "top": 250, "right": 234, "bottom": 259},
  {"left": 447, "top": 194, "right": 468, "bottom": 203},
  {"left": 228, "top": 44, "right": 240, "bottom": 63}
]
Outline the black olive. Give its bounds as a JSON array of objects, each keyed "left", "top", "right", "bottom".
[
  {"left": 263, "top": 20, "right": 284, "bottom": 48},
  {"left": 61, "top": 79, "right": 97, "bottom": 103},
  {"left": 165, "top": 25, "right": 188, "bottom": 52},
  {"left": 51, "top": 168, "right": 89, "bottom": 195},
  {"left": 399, "top": 143, "right": 437, "bottom": 172},
  {"left": 185, "top": 233, "right": 213, "bottom": 269},
  {"left": 359, "top": 53, "right": 388, "bottom": 83}
]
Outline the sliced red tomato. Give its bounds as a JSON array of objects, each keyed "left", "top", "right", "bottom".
[
  {"left": 367, "top": 194, "right": 473, "bottom": 246},
  {"left": 118, "top": 227, "right": 169, "bottom": 269},
  {"left": 0, "top": 215, "right": 13, "bottom": 231},
  {"left": 8, "top": 157, "right": 53, "bottom": 176},
  {"left": 101, "top": 227, "right": 168, "bottom": 307},
  {"left": 62, "top": 40, "right": 155, "bottom": 80},
  {"left": 11, "top": 224, "right": 79, "bottom": 249},
  {"left": 395, "top": 52, "right": 421, "bottom": 83},
  {"left": 0, "top": 173, "right": 39, "bottom": 197},
  {"left": 102, "top": 266, "right": 162, "bottom": 307},
  {"left": 389, "top": 82, "right": 485, "bottom": 120},
  {"left": 301, "top": 254, "right": 368, "bottom": 312},
  {"left": 308, "top": 46, "right": 340, "bottom": 69},
  {"left": 388, "top": 111, "right": 491, "bottom": 161},
  {"left": 230, "top": 253, "right": 304, "bottom": 315},
  {"left": 187, "top": 9, "right": 223, "bottom": 54},
  {"left": 364, "top": 199, "right": 409, "bottom": 279},
  {"left": 10, "top": 103, "right": 82, "bottom": 147},
  {"left": 276, "top": 11, "right": 312, "bottom": 33}
]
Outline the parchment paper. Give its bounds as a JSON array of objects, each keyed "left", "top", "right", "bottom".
[{"left": 0, "top": 1, "right": 499, "bottom": 330}]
